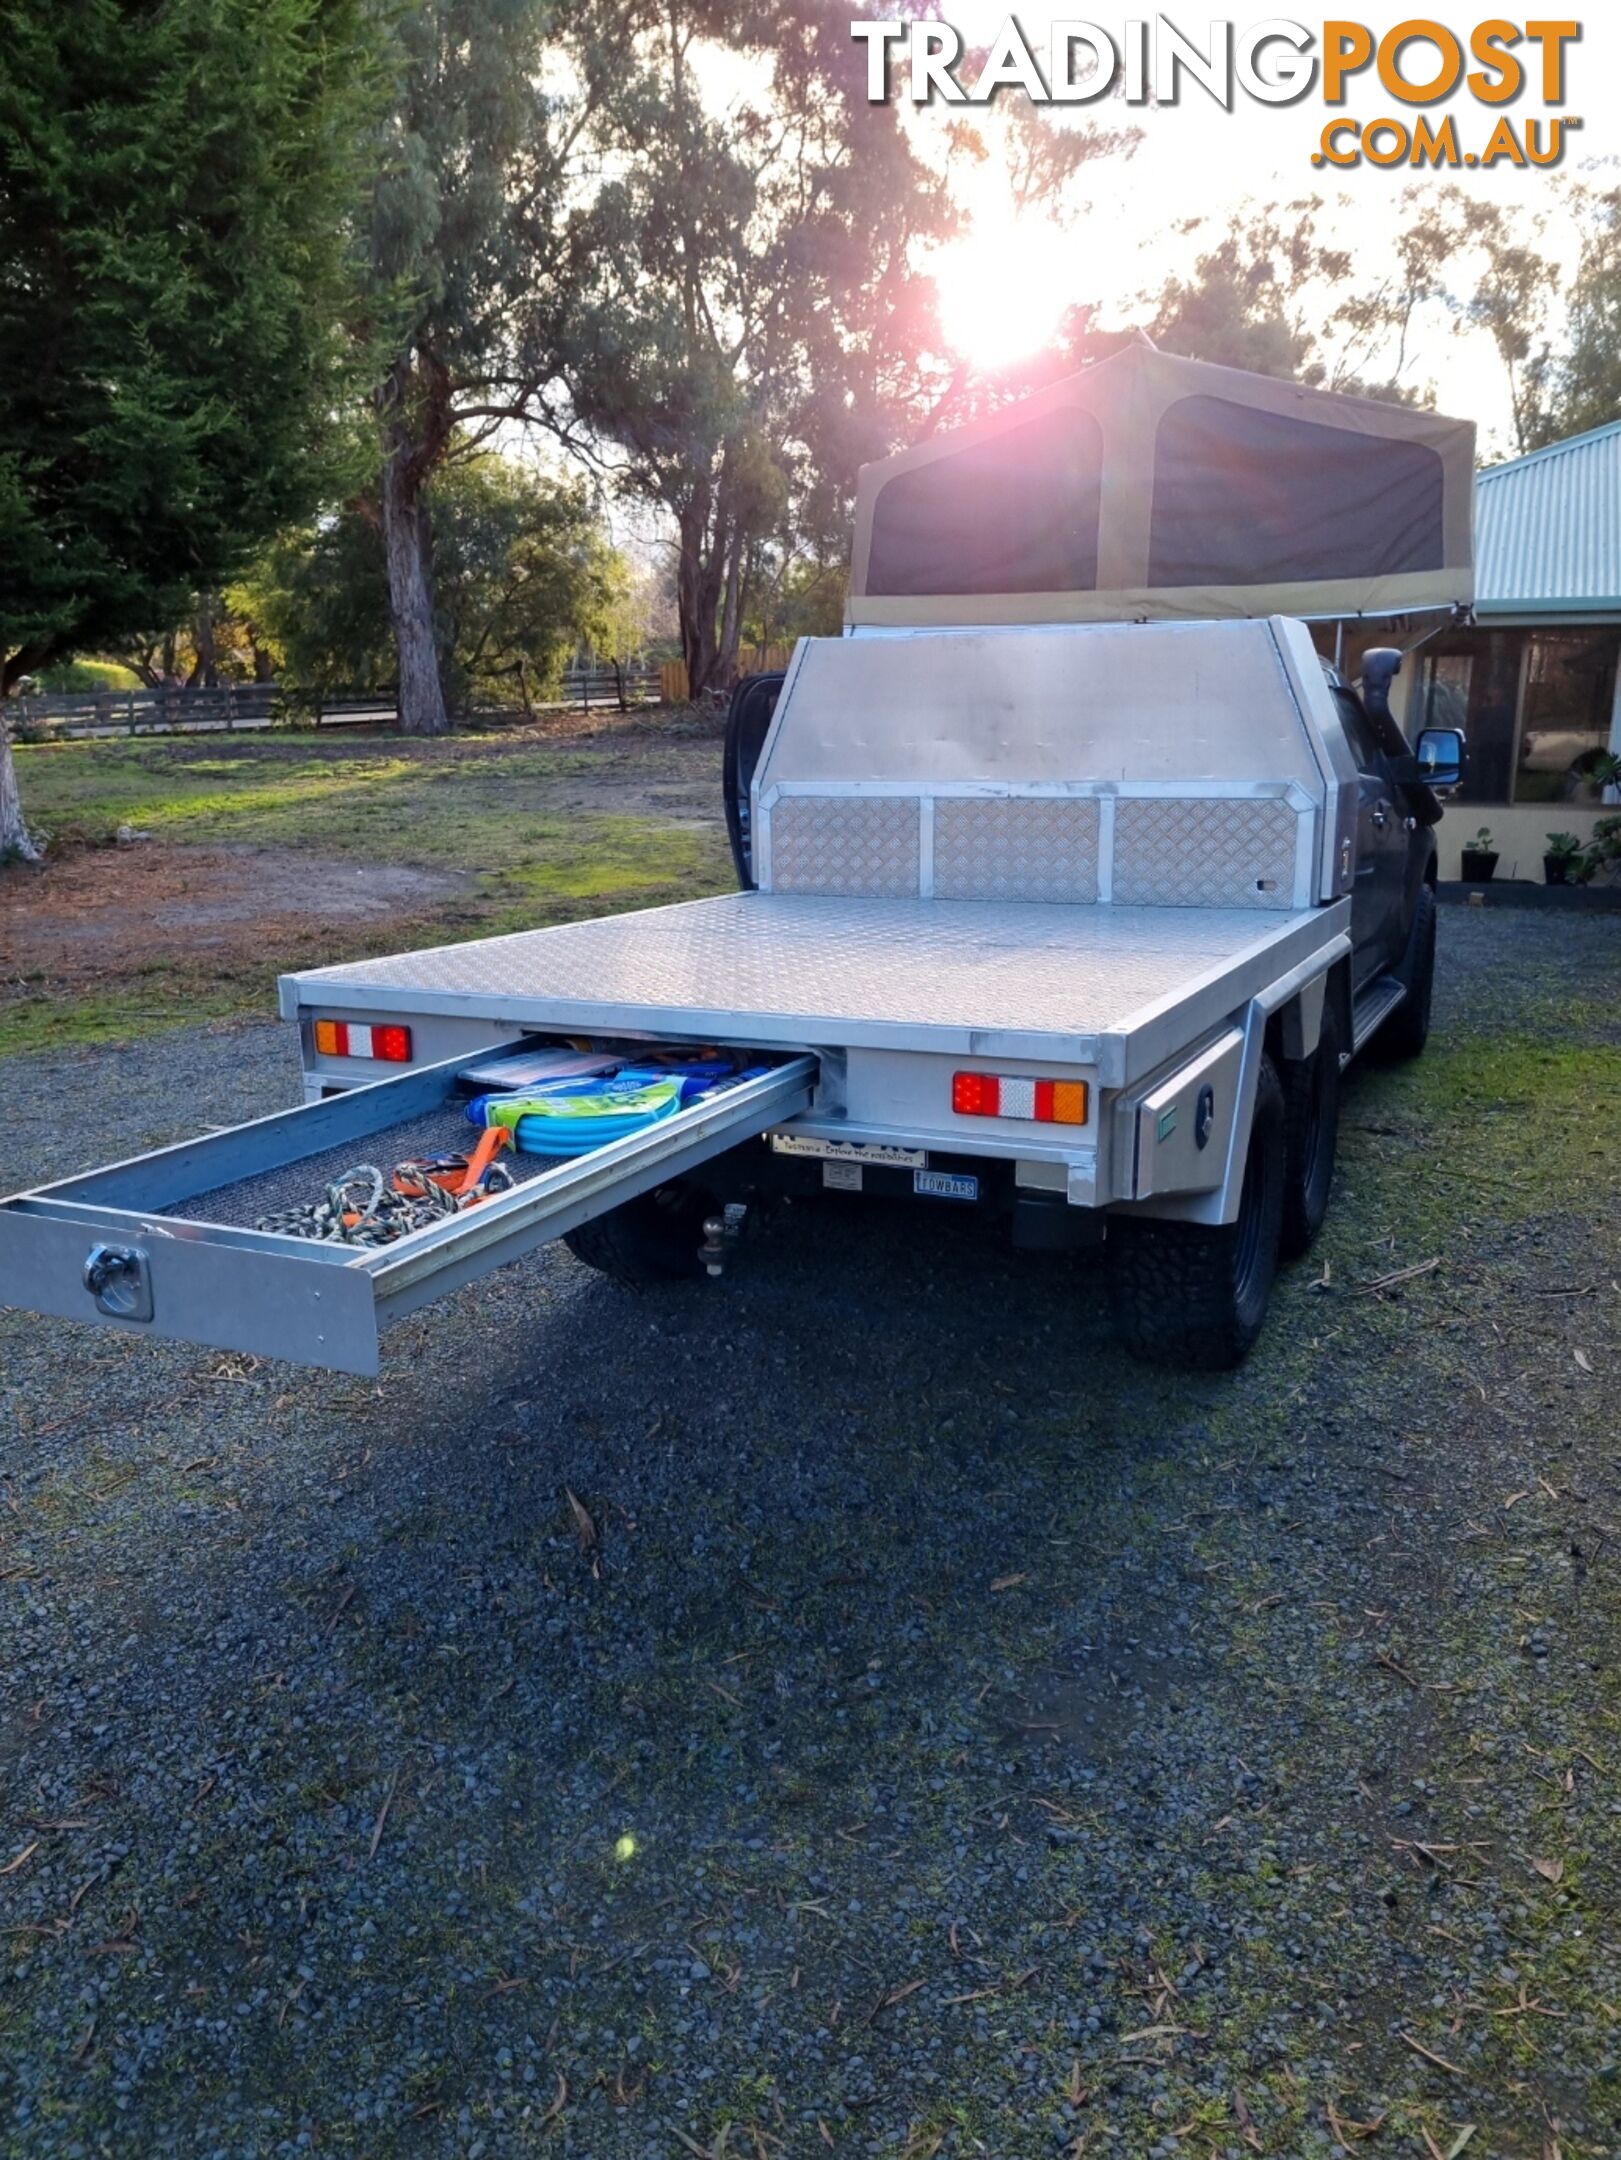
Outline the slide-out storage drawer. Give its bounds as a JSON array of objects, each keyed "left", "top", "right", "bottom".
[{"left": 0, "top": 1050, "right": 816, "bottom": 1375}]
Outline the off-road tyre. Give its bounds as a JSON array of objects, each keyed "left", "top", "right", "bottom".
[
  {"left": 722, "top": 672, "right": 785, "bottom": 890},
  {"left": 1378, "top": 880, "right": 1436, "bottom": 1062},
  {"left": 1279, "top": 999, "right": 1341, "bottom": 1259},
  {"left": 1107, "top": 1054, "right": 1286, "bottom": 1370},
  {"left": 563, "top": 1179, "right": 715, "bottom": 1286}
]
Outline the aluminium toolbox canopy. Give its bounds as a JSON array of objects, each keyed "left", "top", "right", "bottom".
[{"left": 848, "top": 341, "right": 1475, "bottom": 628}]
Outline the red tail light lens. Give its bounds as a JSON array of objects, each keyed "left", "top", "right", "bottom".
[
  {"left": 952, "top": 1071, "right": 1001, "bottom": 1117},
  {"left": 953, "top": 1072, "right": 1088, "bottom": 1125},
  {"left": 312, "top": 1019, "right": 412, "bottom": 1063}
]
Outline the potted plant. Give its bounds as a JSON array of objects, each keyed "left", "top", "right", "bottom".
[
  {"left": 1460, "top": 825, "right": 1499, "bottom": 882},
  {"left": 1543, "top": 832, "right": 1584, "bottom": 885},
  {"left": 1577, "top": 813, "right": 1621, "bottom": 886}
]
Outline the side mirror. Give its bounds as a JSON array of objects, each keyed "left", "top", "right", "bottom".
[{"left": 1416, "top": 725, "right": 1465, "bottom": 790}]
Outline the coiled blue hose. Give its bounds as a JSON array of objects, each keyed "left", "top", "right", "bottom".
[{"left": 464, "top": 1059, "right": 776, "bottom": 1159}]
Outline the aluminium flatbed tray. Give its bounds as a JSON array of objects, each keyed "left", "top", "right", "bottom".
[{"left": 284, "top": 892, "right": 1351, "bottom": 1089}]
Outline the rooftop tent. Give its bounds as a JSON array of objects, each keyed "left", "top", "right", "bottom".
[{"left": 848, "top": 342, "right": 1475, "bottom": 628}]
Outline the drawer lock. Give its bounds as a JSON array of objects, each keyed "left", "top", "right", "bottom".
[{"left": 83, "top": 1243, "right": 154, "bottom": 1322}]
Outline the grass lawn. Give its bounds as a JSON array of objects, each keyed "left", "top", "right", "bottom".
[{"left": 2, "top": 716, "right": 734, "bottom": 1057}]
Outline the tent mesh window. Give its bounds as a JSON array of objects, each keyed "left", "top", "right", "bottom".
[
  {"left": 866, "top": 412, "right": 1104, "bottom": 596},
  {"left": 1146, "top": 395, "right": 1446, "bottom": 588}
]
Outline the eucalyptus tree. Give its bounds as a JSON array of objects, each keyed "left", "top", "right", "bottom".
[
  {"left": 544, "top": 0, "right": 955, "bottom": 696},
  {"left": 359, "top": 0, "right": 652, "bottom": 731}
]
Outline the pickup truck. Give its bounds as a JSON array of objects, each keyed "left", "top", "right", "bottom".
[{"left": 0, "top": 614, "right": 1462, "bottom": 1375}]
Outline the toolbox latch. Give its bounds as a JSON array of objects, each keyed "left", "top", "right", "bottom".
[{"left": 83, "top": 1243, "right": 155, "bottom": 1323}]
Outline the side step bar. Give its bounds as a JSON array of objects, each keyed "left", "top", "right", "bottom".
[
  {"left": 1351, "top": 974, "right": 1407, "bottom": 1054},
  {"left": 0, "top": 1053, "right": 816, "bottom": 1375}
]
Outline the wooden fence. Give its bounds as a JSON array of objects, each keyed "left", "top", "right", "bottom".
[
  {"left": 658, "top": 644, "right": 795, "bottom": 705},
  {"left": 8, "top": 663, "right": 668, "bottom": 743},
  {"left": 6, "top": 649, "right": 801, "bottom": 742}
]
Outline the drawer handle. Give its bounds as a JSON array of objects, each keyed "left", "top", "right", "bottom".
[{"left": 83, "top": 1243, "right": 154, "bottom": 1323}]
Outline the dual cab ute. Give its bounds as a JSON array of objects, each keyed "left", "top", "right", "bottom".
[{"left": 0, "top": 612, "right": 1460, "bottom": 1375}]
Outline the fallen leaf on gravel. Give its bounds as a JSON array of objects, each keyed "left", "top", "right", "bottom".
[
  {"left": 1326, "top": 2094, "right": 1386, "bottom": 2144},
  {"left": 368, "top": 1760, "right": 404, "bottom": 1861},
  {"left": 1232, "top": 2086, "right": 1263, "bottom": 2152},
  {"left": 1375, "top": 1650, "right": 1422, "bottom": 1690},
  {"left": 1531, "top": 1855, "right": 1565, "bottom": 1883},
  {"left": 564, "top": 1488, "right": 597, "bottom": 1552},
  {"left": 1398, "top": 2031, "right": 1464, "bottom": 2076},
  {"left": 877, "top": 1977, "right": 928, "bottom": 2011},
  {"left": 990, "top": 1572, "right": 1030, "bottom": 1592},
  {"left": 1573, "top": 1349, "right": 1594, "bottom": 1373},
  {"left": 0, "top": 1842, "right": 39, "bottom": 1876},
  {"left": 1444, "top": 2131, "right": 1477, "bottom": 2158},
  {"left": 537, "top": 2072, "right": 568, "bottom": 2130},
  {"left": 1353, "top": 1256, "right": 1440, "bottom": 1296}
]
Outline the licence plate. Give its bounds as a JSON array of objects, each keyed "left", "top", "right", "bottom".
[
  {"left": 771, "top": 1135, "right": 926, "bottom": 1168},
  {"left": 914, "top": 1168, "right": 978, "bottom": 1203}
]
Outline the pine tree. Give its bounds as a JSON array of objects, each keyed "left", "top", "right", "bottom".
[{"left": 0, "top": 0, "right": 376, "bottom": 855}]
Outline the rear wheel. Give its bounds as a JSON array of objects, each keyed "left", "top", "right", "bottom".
[
  {"left": 1279, "top": 1000, "right": 1341, "bottom": 1259},
  {"left": 1107, "top": 1055, "right": 1286, "bottom": 1370},
  {"left": 1378, "top": 881, "right": 1436, "bottom": 1062},
  {"left": 563, "top": 1178, "right": 714, "bottom": 1286},
  {"left": 722, "top": 672, "right": 785, "bottom": 890}
]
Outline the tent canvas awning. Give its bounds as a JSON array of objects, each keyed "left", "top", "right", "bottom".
[{"left": 848, "top": 342, "right": 1475, "bottom": 628}]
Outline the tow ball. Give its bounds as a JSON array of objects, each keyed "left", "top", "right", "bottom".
[{"left": 699, "top": 1204, "right": 749, "bottom": 1279}]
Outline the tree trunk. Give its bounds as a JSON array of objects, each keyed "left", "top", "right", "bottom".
[
  {"left": 376, "top": 353, "right": 449, "bottom": 738},
  {"left": 676, "top": 496, "right": 729, "bottom": 700},
  {"left": 717, "top": 532, "right": 745, "bottom": 689},
  {"left": 381, "top": 437, "right": 447, "bottom": 736},
  {"left": 0, "top": 717, "right": 41, "bottom": 862},
  {"left": 189, "top": 595, "right": 219, "bottom": 689}
]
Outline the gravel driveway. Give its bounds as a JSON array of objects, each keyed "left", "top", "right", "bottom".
[{"left": 2, "top": 908, "right": 1618, "bottom": 2160}]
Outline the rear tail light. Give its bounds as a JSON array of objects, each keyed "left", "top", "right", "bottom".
[
  {"left": 312, "top": 1019, "right": 413, "bottom": 1063},
  {"left": 952, "top": 1072, "right": 1088, "bottom": 1125}
]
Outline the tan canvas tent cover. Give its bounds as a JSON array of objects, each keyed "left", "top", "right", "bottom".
[{"left": 848, "top": 341, "right": 1475, "bottom": 628}]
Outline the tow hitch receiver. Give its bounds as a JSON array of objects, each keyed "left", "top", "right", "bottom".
[{"left": 700, "top": 1203, "right": 749, "bottom": 1278}]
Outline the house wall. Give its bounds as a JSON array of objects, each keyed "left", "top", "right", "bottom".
[
  {"left": 1432, "top": 801, "right": 1607, "bottom": 881},
  {"left": 1314, "top": 615, "right": 1620, "bottom": 882}
]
